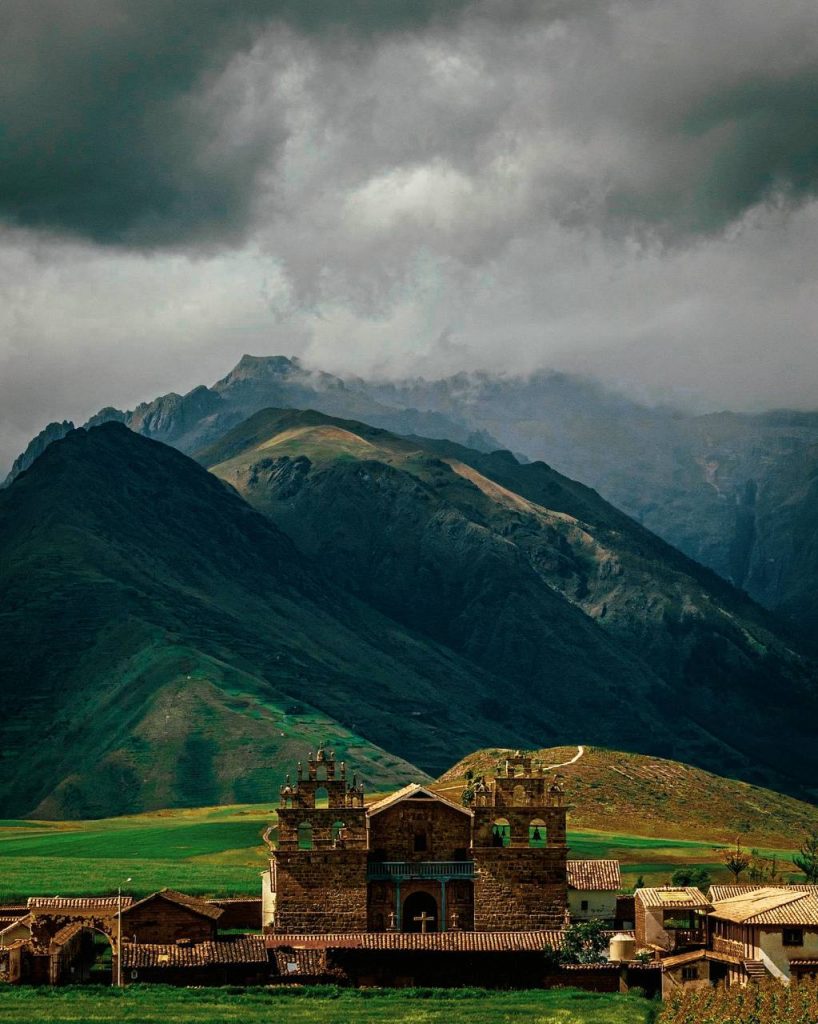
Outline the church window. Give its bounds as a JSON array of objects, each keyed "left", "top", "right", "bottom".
[
  {"left": 332, "top": 820, "right": 346, "bottom": 845},
  {"left": 414, "top": 832, "right": 428, "bottom": 852},
  {"left": 529, "top": 819, "right": 547, "bottom": 847},
  {"left": 513, "top": 784, "right": 527, "bottom": 806},
  {"left": 315, "top": 786, "right": 329, "bottom": 809},
  {"left": 297, "top": 821, "right": 313, "bottom": 850},
  {"left": 492, "top": 819, "right": 511, "bottom": 847}
]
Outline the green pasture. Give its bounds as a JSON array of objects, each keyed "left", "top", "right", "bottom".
[
  {"left": 0, "top": 804, "right": 801, "bottom": 902},
  {"left": 0, "top": 985, "right": 658, "bottom": 1024}
]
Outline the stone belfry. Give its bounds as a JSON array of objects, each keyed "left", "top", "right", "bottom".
[
  {"left": 469, "top": 750, "right": 569, "bottom": 930},
  {"left": 279, "top": 744, "right": 365, "bottom": 812},
  {"left": 271, "top": 746, "right": 369, "bottom": 933}
]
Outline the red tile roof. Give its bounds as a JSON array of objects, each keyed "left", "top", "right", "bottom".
[
  {"left": 635, "top": 887, "right": 711, "bottom": 910},
  {"left": 269, "top": 931, "right": 564, "bottom": 952},
  {"left": 122, "top": 889, "right": 223, "bottom": 921},
  {"left": 271, "top": 948, "right": 329, "bottom": 976},
  {"left": 567, "top": 860, "right": 621, "bottom": 891},
  {"left": 28, "top": 896, "right": 134, "bottom": 914},
  {"left": 121, "top": 936, "right": 267, "bottom": 969}
]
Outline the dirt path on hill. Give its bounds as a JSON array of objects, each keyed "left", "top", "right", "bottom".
[{"left": 542, "top": 745, "right": 585, "bottom": 771}]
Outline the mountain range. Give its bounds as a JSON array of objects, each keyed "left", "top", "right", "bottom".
[
  {"left": 2, "top": 405, "right": 818, "bottom": 817},
  {"left": 9, "top": 354, "right": 818, "bottom": 638}
]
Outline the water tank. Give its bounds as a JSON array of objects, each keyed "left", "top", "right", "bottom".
[{"left": 608, "top": 933, "right": 636, "bottom": 962}]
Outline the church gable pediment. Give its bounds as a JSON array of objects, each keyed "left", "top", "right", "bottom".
[{"left": 366, "top": 784, "right": 473, "bottom": 820}]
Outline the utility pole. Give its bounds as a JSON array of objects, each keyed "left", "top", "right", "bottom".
[{"left": 117, "top": 878, "right": 131, "bottom": 987}]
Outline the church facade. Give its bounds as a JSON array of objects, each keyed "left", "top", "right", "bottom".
[{"left": 263, "top": 748, "right": 569, "bottom": 934}]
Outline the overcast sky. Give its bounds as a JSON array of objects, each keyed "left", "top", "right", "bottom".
[{"left": 3, "top": 0, "right": 818, "bottom": 471}]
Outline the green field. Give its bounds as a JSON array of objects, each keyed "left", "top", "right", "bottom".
[
  {"left": 0, "top": 802, "right": 802, "bottom": 902},
  {"left": 0, "top": 985, "right": 658, "bottom": 1024}
]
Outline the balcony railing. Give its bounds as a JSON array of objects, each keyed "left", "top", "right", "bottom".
[
  {"left": 713, "top": 936, "right": 745, "bottom": 959},
  {"left": 671, "top": 928, "right": 705, "bottom": 950},
  {"left": 367, "top": 861, "right": 475, "bottom": 881}
]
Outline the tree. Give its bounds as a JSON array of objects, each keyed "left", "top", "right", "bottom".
[
  {"left": 671, "top": 867, "right": 711, "bottom": 889},
  {"left": 720, "top": 839, "right": 751, "bottom": 880},
  {"left": 794, "top": 829, "right": 818, "bottom": 883},
  {"left": 554, "top": 921, "right": 609, "bottom": 965},
  {"left": 748, "top": 850, "right": 784, "bottom": 884}
]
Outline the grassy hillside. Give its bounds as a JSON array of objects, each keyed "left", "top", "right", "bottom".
[
  {"left": 199, "top": 408, "right": 818, "bottom": 799},
  {"left": 437, "top": 745, "right": 818, "bottom": 849}
]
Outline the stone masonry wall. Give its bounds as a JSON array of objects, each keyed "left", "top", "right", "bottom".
[
  {"left": 472, "top": 848, "right": 567, "bottom": 930},
  {"left": 369, "top": 800, "right": 472, "bottom": 861},
  {"left": 272, "top": 850, "right": 368, "bottom": 933}
]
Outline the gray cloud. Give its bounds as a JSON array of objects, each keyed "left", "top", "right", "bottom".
[
  {"left": 2, "top": 0, "right": 818, "bottom": 474},
  {"left": 0, "top": 0, "right": 470, "bottom": 246}
]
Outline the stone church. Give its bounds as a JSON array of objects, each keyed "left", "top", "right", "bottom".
[{"left": 263, "top": 747, "right": 569, "bottom": 934}]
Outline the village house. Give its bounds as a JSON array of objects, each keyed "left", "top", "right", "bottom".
[
  {"left": 566, "top": 860, "right": 621, "bottom": 923},
  {"left": 633, "top": 886, "right": 711, "bottom": 953}
]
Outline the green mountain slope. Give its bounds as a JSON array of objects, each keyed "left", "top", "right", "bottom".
[
  {"left": 198, "top": 408, "right": 818, "bottom": 799},
  {"left": 0, "top": 423, "right": 540, "bottom": 818}
]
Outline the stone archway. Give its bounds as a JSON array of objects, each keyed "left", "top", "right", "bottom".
[
  {"left": 403, "top": 890, "right": 438, "bottom": 933},
  {"left": 29, "top": 911, "right": 120, "bottom": 986}
]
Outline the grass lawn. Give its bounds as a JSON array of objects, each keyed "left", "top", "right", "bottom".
[
  {"left": 0, "top": 803, "right": 801, "bottom": 902},
  {"left": 0, "top": 985, "right": 659, "bottom": 1024}
]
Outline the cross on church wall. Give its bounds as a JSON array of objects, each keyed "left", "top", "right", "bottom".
[{"left": 413, "top": 910, "right": 433, "bottom": 934}]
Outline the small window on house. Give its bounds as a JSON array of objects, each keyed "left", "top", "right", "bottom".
[
  {"left": 581, "top": 900, "right": 589, "bottom": 912},
  {"left": 783, "top": 928, "right": 804, "bottom": 947},
  {"left": 681, "top": 966, "right": 698, "bottom": 981},
  {"left": 414, "top": 833, "right": 428, "bottom": 852}
]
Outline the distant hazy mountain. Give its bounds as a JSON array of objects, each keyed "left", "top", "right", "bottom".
[
  {"left": 8, "top": 354, "right": 818, "bottom": 636},
  {"left": 197, "top": 407, "right": 818, "bottom": 802}
]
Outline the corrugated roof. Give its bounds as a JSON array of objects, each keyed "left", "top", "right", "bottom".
[
  {"left": 367, "top": 784, "right": 473, "bottom": 818},
  {"left": 635, "top": 887, "right": 711, "bottom": 910},
  {"left": 122, "top": 889, "right": 223, "bottom": 921},
  {"left": 710, "top": 888, "right": 818, "bottom": 925},
  {"left": 28, "top": 896, "right": 134, "bottom": 913},
  {"left": 122, "top": 936, "right": 267, "bottom": 969},
  {"left": 567, "top": 860, "right": 621, "bottom": 891},
  {"left": 709, "top": 884, "right": 818, "bottom": 903}
]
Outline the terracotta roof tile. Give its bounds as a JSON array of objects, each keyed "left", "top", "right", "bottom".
[
  {"left": 710, "top": 888, "right": 818, "bottom": 926},
  {"left": 709, "top": 884, "right": 818, "bottom": 903},
  {"left": 122, "top": 936, "right": 267, "bottom": 969},
  {"left": 50, "top": 921, "right": 84, "bottom": 947},
  {"left": 122, "top": 889, "right": 223, "bottom": 921},
  {"left": 28, "top": 896, "right": 134, "bottom": 913},
  {"left": 635, "top": 887, "right": 711, "bottom": 910},
  {"left": 271, "top": 948, "right": 328, "bottom": 976},
  {"left": 567, "top": 860, "right": 621, "bottom": 891},
  {"left": 266, "top": 930, "right": 631, "bottom": 952}
]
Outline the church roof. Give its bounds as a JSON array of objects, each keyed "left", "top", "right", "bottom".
[
  {"left": 266, "top": 930, "right": 633, "bottom": 952},
  {"left": 366, "top": 783, "right": 473, "bottom": 818}
]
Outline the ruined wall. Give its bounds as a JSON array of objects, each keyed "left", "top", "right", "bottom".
[
  {"left": 472, "top": 848, "right": 567, "bottom": 930},
  {"left": 368, "top": 800, "right": 472, "bottom": 861},
  {"left": 271, "top": 850, "right": 368, "bottom": 933}
]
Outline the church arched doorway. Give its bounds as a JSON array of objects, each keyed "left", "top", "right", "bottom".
[{"left": 403, "top": 890, "right": 438, "bottom": 933}]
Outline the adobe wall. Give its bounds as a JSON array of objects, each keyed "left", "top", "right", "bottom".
[
  {"left": 271, "top": 850, "right": 368, "bottom": 933},
  {"left": 472, "top": 848, "right": 567, "bottom": 930},
  {"left": 122, "top": 900, "right": 216, "bottom": 944},
  {"left": 368, "top": 801, "right": 472, "bottom": 861}
]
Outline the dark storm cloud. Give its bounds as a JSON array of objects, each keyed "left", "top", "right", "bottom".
[{"left": 0, "top": 0, "right": 470, "bottom": 247}]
